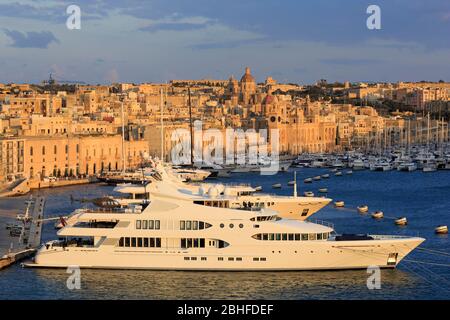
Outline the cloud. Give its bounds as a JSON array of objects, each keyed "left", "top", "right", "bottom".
[
  {"left": 320, "top": 58, "right": 382, "bottom": 66},
  {"left": 3, "top": 29, "right": 59, "bottom": 48},
  {"left": 139, "top": 22, "right": 210, "bottom": 32}
]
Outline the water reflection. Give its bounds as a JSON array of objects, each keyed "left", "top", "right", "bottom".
[{"left": 28, "top": 268, "right": 430, "bottom": 300}]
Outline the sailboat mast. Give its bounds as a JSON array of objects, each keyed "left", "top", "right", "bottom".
[
  {"left": 160, "top": 88, "right": 164, "bottom": 162},
  {"left": 188, "top": 87, "right": 194, "bottom": 165},
  {"left": 121, "top": 100, "right": 126, "bottom": 173}
]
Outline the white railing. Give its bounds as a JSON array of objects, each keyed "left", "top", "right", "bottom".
[{"left": 308, "top": 219, "right": 334, "bottom": 229}]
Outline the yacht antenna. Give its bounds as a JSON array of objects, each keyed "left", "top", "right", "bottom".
[{"left": 293, "top": 171, "right": 297, "bottom": 198}]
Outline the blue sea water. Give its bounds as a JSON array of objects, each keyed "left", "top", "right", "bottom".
[{"left": 0, "top": 168, "right": 449, "bottom": 300}]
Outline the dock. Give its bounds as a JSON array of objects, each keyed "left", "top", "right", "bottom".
[{"left": 0, "top": 196, "right": 46, "bottom": 270}]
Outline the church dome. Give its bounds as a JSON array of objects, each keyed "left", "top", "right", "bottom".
[{"left": 240, "top": 67, "right": 255, "bottom": 83}]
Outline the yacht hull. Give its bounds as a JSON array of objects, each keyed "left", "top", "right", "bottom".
[{"left": 27, "top": 237, "right": 423, "bottom": 270}]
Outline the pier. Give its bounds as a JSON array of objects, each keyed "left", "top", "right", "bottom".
[{"left": 0, "top": 196, "right": 46, "bottom": 270}]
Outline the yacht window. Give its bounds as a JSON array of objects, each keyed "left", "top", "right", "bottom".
[
  {"left": 125, "top": 237, "right": 130, "bottom": 247},
  {"left": 269, "top": 233, "right": 275, "bottom": 241},
  {"left": 155, "top": 238, "right": 161, "bottom": 247},
  {"left": 137, "top": 238, "right": 143, "bottom": 247},
  {"left": 228, "top": 257, "right": 234, "bottom": 261},
  {"left": 236, "top": 257, "right": 242, "bottom": 261},
  {"left": 201, "top": 257, "right": 207, "bottom": 261},
  {"left": 180, "top": 221, "right": 186, "bottom": 230},
  {"left": 181, "top": 238, "right": 187, "bottom": 249},
  {"left": 323, "top": 233, "right": 329, "bottom": 239},
  {"left": 220, "top": 223, "right": 224, "bottom": 228},
  {"left": 253, "top": 224, "right": 260, "bottom": 228},
  {"left": 150, "top": 238, "right": 155, "bottom": 247},
  {"left": 282, "top": 234, "right": 288, "bottom": 241},
  {"left": 119, "top": 238, "right": 124, "bottom": 247},
  {"left": 149, "top": 220, "right": 154, "bottom": 229},
  {"left": 131, "top": 238, "right": 136, "bottom": 247},
  {"left": 191, "top": 257, "right": 197, "bottom": 261},
  {"left": 229, "top": 224, "right": 234, "bottom": 228},
  {"left": 261, "top": 257, "right": 267, "bottom": 261},
  {"left": 186, "top": 221, "right": 192, "bottom": 230},
  {"left": 262, "top": 234, "right": 269, "bottom": 241},
  {"left": 295, "top": 234, "right": 301, "bottom": 241},
  {"left": 317, "top": 233, "right": 323, "bottom": 240},
  {"left": 252, "top": 234, "right": 262, "bottom": 240},
  {"left": 199, "top": 221, "right": 204, "bottom": 229},
  {"left": 301, "top": 234, "right": 308, "bottom": 241},
  {"left": 155, "top": 220, "right": 160, "bottom": 230},
  {"left": 143, "top": 238, "right": 149, "bottom": 247},
  {"left": 288, "top": 234, "right": 294, "bottom": 241},
  {"left": 194, "top": 238, "right": 199, "bottom": 247},
  {"left": 136, "top": 220, "right": 141, "bottom": 229},
  {"left": 184, "top": 257, "right": 190, "bottom": 261},
  {"left": 142, "top": 220, "right": 148, "bottom": 229},
  {"left": 309, "top": 233, "right": 317, "bottom": 241},
  {"left": 301, "top": 209, "right": 309, "bottom": 217},
  {"left": 253, "top": 257, "right": 260, "bottom": 261},
  {"left": 187, "top": 238, "right": 193, "bottom": 248},
  {"left": 276, "top": 234, "right": 281, "bottom": 241},
  {"left": 218, "top": 257, "right": 224, "bottom": 261},
  {"left": 239, "top": 224, "right": 244, "bottom": 228},
  {"left": 200, "top": 238, "right": 205, "bottom": 248},
  {"left": 193, "top": 221, "right": 198, "bottom": 230}
]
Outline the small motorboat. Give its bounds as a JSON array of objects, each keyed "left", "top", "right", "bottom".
[
  {"left": 435, "top": 225, "right": 448, "bottom": 234},
  {"left": 255, "top": 186, "right": 263, "bottom": 192},
  {"left": 357, "top": 205, "right": 369, "bottom": 213},
  {"left": 303, "top": 191, "right": 314, "bottom": 197},
  {"left": 272, "top": 183, "right": 282, "bottom": 189},
  {"left": 287, "top": 180, "right": 296, "bottom": 186},
  {"left": 334, "top": 200, "right": 345, "bottom": 208},
  {"left": 346, "top": 170, "right": 353, "bottom": 175},
  {"left": 313, "top": 176, "right": 321, "bottom": 181},
  {"left": 321, "top": 174, "right": 330, "bottom": 179},
  {"left": 318, "top": 188, "right": 328, "bottom": 193},
  {"left": 330, "top": 168, "right": 338, "bottom": 173},
  {"left": 372, "top": 211, "right": 384, "bottom": 219},
  {"left": 395, "top": 217, "right": 407, "bottom": 226},
  {"left": 335, "top": 172, "right": 343, "bottom": 176},
  {"left": 304, "top": 178, "right": 313, "bottom": 183}
]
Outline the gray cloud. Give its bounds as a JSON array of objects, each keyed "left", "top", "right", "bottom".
[
  {"left": 139, "top": 22, "right": 210, "bottom": 33},
  {"left": 320, "top": 58, "right": 382, "bottom": 66},
  {"left": 3, "top": 29, "right": 59, "bottom": 48}
]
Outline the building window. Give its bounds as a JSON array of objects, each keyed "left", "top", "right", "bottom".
[{"left": 218, "top": 257, "right": 224, "bottom": 261}]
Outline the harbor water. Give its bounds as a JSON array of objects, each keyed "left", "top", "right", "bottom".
[{"left": 0, "top": 168, "right": 449, "bottom": 299}]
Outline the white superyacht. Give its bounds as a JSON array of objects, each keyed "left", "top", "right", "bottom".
[{"left": 26, "top": 195, "right": 424, "bottom": 270}]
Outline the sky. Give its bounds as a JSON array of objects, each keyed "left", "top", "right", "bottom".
[{"left": 0, "top": 0, "right": 450, "bottom": 85}]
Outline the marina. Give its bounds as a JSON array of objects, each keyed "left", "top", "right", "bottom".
[{"left": 0, "top": 167, "right": 449, "bottom": 299}]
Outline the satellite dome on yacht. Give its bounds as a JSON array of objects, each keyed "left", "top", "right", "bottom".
[{"left": 208, "top": 186, "right": 219, "bottom": 198}]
